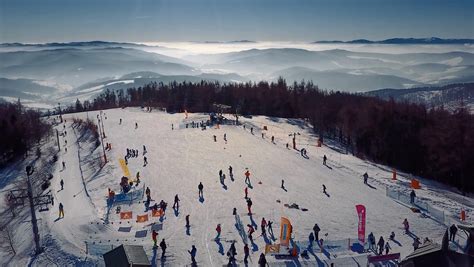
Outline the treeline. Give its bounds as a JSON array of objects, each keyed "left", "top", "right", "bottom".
[
  {"left": 67, "top": 79, "right": 474, "bottom": 192},
  {"left": 0, "top": 101, "right": 52, "bottom": 165}
]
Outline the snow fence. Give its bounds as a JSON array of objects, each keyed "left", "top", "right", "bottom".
[{"left": 386, "top": 187, "right": 445, "bottom": 224}]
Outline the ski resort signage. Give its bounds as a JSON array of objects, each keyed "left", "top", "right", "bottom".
[
  {"left": 280, "top": 217, "right": 292, "bottom": 246},
  {"left": 356, "top": 204, "right": 366, "bottom": 245}
]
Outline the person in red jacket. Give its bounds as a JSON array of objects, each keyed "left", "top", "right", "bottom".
[
  {"left": 215, "top": 224, "right": 222, "bottom": 240},
  {"left": 152, "top": 230, "right": 158, "bottom": 247}
]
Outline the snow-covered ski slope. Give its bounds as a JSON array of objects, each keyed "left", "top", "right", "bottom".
[{"left": 4, "top": 107, "right": 473, "bottom": 266}]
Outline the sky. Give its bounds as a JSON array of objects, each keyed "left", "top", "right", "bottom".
[{"left": 0, "top": 0, "right": 473, "bottom": 43}]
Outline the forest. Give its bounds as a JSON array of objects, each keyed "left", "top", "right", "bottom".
[{"left": 64, "top": 79, "right": 474, "bottom": 192}]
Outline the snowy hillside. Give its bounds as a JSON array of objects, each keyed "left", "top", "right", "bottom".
[{"left": 1, "top": 108, "right": 472, "bottom": 266}]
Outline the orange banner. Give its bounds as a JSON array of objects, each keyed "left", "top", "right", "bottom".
[
  {"left": 136, "top": 214, "right": 149, "bottom": 223},
  {"left": 120, "top": 211, "right": 132, "bottom": 220},
  {"left": 152, "top": 209, "right": 164, "bottom": 217},
  {"left": 280, "top": 217, "right": 292, "bottom": 246}
]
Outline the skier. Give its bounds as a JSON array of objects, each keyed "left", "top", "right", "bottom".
[
  {"left": 313, "top": 224, "right": 321, "bottom": 243},
  {"left": 258, "top": 253, "right": 267, "bottom": 267},
  {"left": 173, "top": 194, "right": 180, "bottom": 209},
  {"left": 198, "top": 182, "right": 204, "bottom": 198},
  {"left": 377, "top": 236, "right": 385, "bottom": 255},
  {"left": 58, "top": 202, "right": 64, "bottom": 218},
  {"left": 261, "top": 217, "right": 267, "bottom": 235},
  {"left": 413, "top": 237, "right": 421, "bottom": 250},
  {"left": 385, "top": 241, "right": 391, "bottom": 255},
  {"left": 244, "top": 187, "right": 249, "bottom": 199},
  {"left": 215, "top": 224, "right": 222, "bottom": 240},
  {"left": 188, "top": 245, "right": 197, "bottom": 265},
  {"left": 243, "top": 243, "right": 250, "bottom": 264},
  {"left": 403, "top": 218, "right": 410, "bottom": 233},
  {"left": 363, "top": 172, "right": 368, "bottom": 184},
  {"left": 410, "top": 190, "right": 416, "bottom": 204},
  {"left": 152, "top": 230, "right": 158, "bottom": 247},
  {"left": 245, "top": 169, "right": 251, "bottom": 184},
  {"left": 60, "top": 179, "right": 64, "bottom": 190},
  {"left": 309, "top": 232, "right": 315, "bottom": 247},
  {"left": 322, "top": 184, "right": 327, "bottom": 194},
  {"left": 143, "top": 156, "right": 148, "bottom": 166},
  {"left": 323, "top": 155, "right": 327, "bottom": 165},
  {"left": 247, "top": 198, "right": 253, "bottom": 214},
  {"left": 186, "top": 214, "right": 190, "bottom": 228},
  {"left": 450, "top": 224, "right": 458, "bottom": 241}
]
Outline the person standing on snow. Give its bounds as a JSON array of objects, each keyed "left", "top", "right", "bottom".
[
  {"left": 60, "top": 179, "right": 64, "bottom": 190},
  {"left": 377, "top": 236, "right": 385, "bottom": 255},
  {"left": 247, "top": 224, "right": 255, "bottom": 243},
  {"left": 173, "top": 194, "right": 180, "bottom": 209},
  {"left": 244, "top": 187, "right": 249, "bottom": 199},
  {"left": 245, "top": 169, "right": 251, "bottom": 184},
  {"left": 450, "top": 224, "right": 458, "bottom": 241},
  {"left": 309, "top": 232, "right": 315, "bottom": 247},
  {"left": 267, "top": 220, "right": 274, "bottom": 237},
  {"left": 227, "top": 241, "right": 237, "bottom": 265},
  {"left": 135, "top": 122, "right": 138, "bottom": 129},
  {"left": 215, "top": 224, "right": 222, "bottom": 240},
  {"left": 403, "top": 218, "right": 410, "bottom": 233},
  {"left": 410, "top": 190, "right": 416, "bottom": 204},
  {"left": 384, "top": 241, "right": 391, "bottom": 255},
  {"left": 322, "top": 184, "right": 327, "bottom": 194},
  {"left": 213, "top": 135, "right": 217, "bottom": 142},
  {"left": 261, "top": 218, "right": 267, "bottom": 235},
  {"left": 368, "top": 232, "right": 375, "bottom": 251},
  {"left": 323, "top": 155, "right": 327, "bottom": 165},
  {"left": 188, "top": 245, "right": 197, "bottom": 264},
  {"left": 258, "top": 253, "right": 268, "bottom": 267},
  {"left": 119, "top": 118, "right": 122, "bottom": 125},
  {"left": 198, "top": 182, "right": 204, "bottom": 198},
  {"left": 143, "top": 156, "right": 148, "bottom": 167},
  {"left": 152, "top": 230, "right": 158, "bottom": 247},
  {"left": 413, "top": 237, "right": 421, "bottom": 250},
  {"left": 243, "top": 243, "right": 250, "bottom": 264},
  {"left": 247, "top": 198, "right": 253, "bottom": 214},
  {"left": 363, "top": 172, "right": 369, "bottom": 184},
  {"left": 219, "top": 169, "right": 223, "bottom": 178},
  {"left": 281, "top": 179, "right": 285, "bottom": 189},
  {"left": 186, "top": 215, "right": 190, "bottom": 228},
  {"left": 159, "top": 239, "right": 167, "bottom": 258},
  {"left": 313, "top": 224, "right": 321, "bottom": 242},
  {"left": 58, "top": 203, "right": 64, "bottom": 218},
  {"left": 143, "top": 145, "right": 147, "bottom": 155}
]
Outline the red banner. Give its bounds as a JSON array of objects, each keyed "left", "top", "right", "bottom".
[{"left": 355, "top": 204, "right": 366, "bottom": 244}]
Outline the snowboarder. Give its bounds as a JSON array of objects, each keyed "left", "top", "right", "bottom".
[
  {"left": 363, "top": 172, "right": 368, "bottom": 184},
  {"left": 198, "top": 182, "right": 204, "bottom": 198},
  {"left": 413, "top": 237, "right": 421, "bottom": 250},
  {"left": 186, "top": 215, "right": 190, "bottom": 228},
  {"left": 313, "top": 224, "right": 321, "bottom": 242},
  {"left": 244, "top": 187, "right": 248, "bottom": 199},
  {"left": 173, "top": 194, "right": 180, "bottom": 209},
  {"left": 450, "top": 224, "right": 458, "bottom": 241},
  {"left": 245, "top": 169, "right": 251, "bottom": 184},
  {"left": 243, "top": 243, "right": 250, "bottom": 264},
  {"left": 323, "top": 155, "right": 327, "bottom": 165},
  {"left": 377, "top": 236, "right": 385, "bottom": 255},
  {"left": 247, "top": 198, "right": 253, "bottom": 214},
  {"left": 258, "top": 253, "right": 267, "bottom": 267},
  {"left": 188, "top": 245, "right": 197, "bottom": 264},
  {"left": 385, "top": 241, "right": 391, "bottom": 255},
  {"left": 215, "top": 224, "right": 222, "bottom": 240},
  {"left": 410, "top": 190, "right": 416, "bottom": 204},
  {"left": 60, "top": 179, "right": 64, "bottom": 190},
  {"left": 261, "top": 217, "right": 267, "bottom": 235},
  {"left": 152, "top": 230, "right": 158, "bottom": 247},
  {"left": 309, "top": 232, "right": 315, "bottom": 247},
  {"left": 403, "top": 218, "right": 410, "bottom": 233},
  {"left": 143, "top": 156, "right": 148, "bottom": 166},
  {"left": 58, "top": 202, "right": 64, "bottom": 218}
]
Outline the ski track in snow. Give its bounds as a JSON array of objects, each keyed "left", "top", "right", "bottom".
[{"left": 2, "top": 107, "right": 472, "bottom": 266}]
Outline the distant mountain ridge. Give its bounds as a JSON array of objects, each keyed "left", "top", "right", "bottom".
[{"left": 313, "top": 37, "right": 474, "bottom": 44}]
